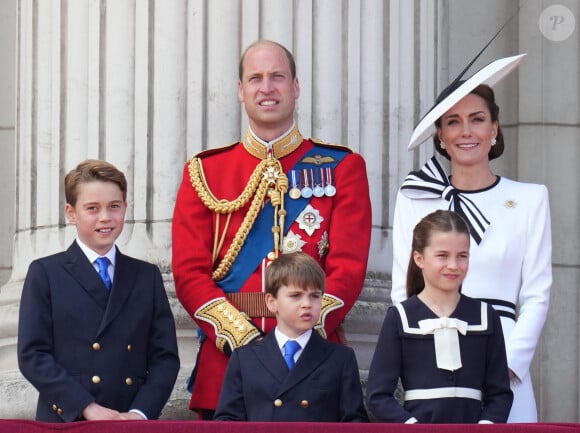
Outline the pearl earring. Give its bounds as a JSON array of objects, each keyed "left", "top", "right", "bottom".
[
  {"left": 491, "top": 138, "right": 497, "bottom": 146},
  {"left": 440, "top": 142, "right": 446, "bottom": 149}
]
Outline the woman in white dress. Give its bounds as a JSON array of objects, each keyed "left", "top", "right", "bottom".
[{"left": 391, "top": 56, "right": 552, "bottom": 422}]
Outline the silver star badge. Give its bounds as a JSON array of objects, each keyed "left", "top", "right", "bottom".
[
  {"left": 282, "top": 230, "right": 306, "bottom": 253},
  {"left": 296, "top": 204, "right": 324, "bottom": 236}
]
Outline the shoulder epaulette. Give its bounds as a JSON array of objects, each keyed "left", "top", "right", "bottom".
[
  {"left": 310, "top": 138, "right": 353, "bottom": 153},
  {"left": 195, "top": 141, "right": 239, "bottom": 159}
]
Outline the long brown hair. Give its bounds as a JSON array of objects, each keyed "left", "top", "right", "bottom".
[{"left": 406, "top": 210, "right": 470, "bottom": 298}]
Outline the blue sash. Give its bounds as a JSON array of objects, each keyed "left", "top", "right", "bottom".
[{"left": 216, "top": 145, "right": 349, "bottom": 293}]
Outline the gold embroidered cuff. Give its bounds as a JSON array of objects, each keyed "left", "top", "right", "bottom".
[
  {"left": 313, "top": 293, "right": 345, "bottom": 338},
  {"left": 194, "top": 298, "right": 262, "bottom": 353}
]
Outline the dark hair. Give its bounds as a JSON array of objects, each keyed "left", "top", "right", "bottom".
[
  {"left": 238, "top": 40, "right": 297, "bottom": 80},
  {"left": 433, "top": 84, "right": 504, "bottom": 161},
  {"left": 265, "top": 252, "right": 325, "bottom": 297},
  {"left": 64, "top": 159, "right": 127, "bottom": 206},
  {"left": 406, "top": 210, "right": 470, "bottom": 298}
]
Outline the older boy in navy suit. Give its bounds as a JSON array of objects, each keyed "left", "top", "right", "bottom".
[
  {"left": 214, "top": 252, "right": 368, "bottom": 422},
  {"left": 18, "top": 159, "right": 180, "bottom": 422}
]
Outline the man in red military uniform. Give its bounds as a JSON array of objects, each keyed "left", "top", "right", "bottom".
[{"left": 172, "top": 40, "right": 372, "bottom": 419}]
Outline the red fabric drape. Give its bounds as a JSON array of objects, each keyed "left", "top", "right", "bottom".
[{"left": 1, "top": 420, "right": 579, "bottom": 433}]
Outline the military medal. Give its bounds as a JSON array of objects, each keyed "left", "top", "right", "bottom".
[
  {"left": 301, "top": 169, "right": 313, "bottom": 199},
  {"left": 312, "top": 168, "right": 325, "bottom": 197},
  {"left": 317, "top": 231, "right": 330, "bottom": 258},
  {"left": 324, "top": 167, "right": 336, "bottom": 196},
  {"left": 289, "top": 170, "right": 301, "bottom": 199}
]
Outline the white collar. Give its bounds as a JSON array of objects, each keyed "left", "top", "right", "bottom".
[
  {"left": 274, "top": 327, "right": 312, "bottom": 352},
  {"left": 76, "top": 238, "right": 116, "bottom": 266}
]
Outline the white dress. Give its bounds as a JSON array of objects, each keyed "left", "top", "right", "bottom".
[{"left": 391, "top": 166, "right": 552, "bottom": 423}]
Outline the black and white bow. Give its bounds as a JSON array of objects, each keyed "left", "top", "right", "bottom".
[{"left": 400, "top": 157, "right": 490, "bottom": 244}]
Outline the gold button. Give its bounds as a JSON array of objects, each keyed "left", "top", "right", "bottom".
[
  {"left": 300, "top": 400, "right": 309, "bottom": 408},
  {"left": 57, "top": 408, "right": 63, "bottom": 416},
  {"left": 52, "top": 404, "right": 57, "bottom": 411},
  {"left": 274, "top": 399, "right": 282, "bottom": 408},
  {"left": 267, "top": 251, "right": 277, "bottom": 261},
  {"left": 92, "top": 376, "right": 101, "bottom": 384},
  {"left": 125, "top": 377, "right": 133, "bottom": 385},
  {"left": 127, "top": 344, "right": 132, "bottom": 352},
  {"left": 92, "top": 342, "right": 101, "bottom": 351}
]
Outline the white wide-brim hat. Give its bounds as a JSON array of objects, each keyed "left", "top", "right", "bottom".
[{"left": 408, "top": 53, "right": 527, "bottom": 150}]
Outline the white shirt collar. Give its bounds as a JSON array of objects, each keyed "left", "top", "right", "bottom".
[
  {"left": 76, "top": 238, "right": 117, "bottom": 267},
  {"left": 274, "top": 327, "right": 312, "bottom": 352}
]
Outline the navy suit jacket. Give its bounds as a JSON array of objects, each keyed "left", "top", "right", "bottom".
[
  {"left": 17, "top": 241, "right": 180, "bottom": 422},
  {"left": 214, "top": 330, "right": 368, "bottom": 422}
]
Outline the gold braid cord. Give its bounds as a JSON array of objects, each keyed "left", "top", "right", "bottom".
[
  {"left": 314, "top": 293, "right": 345, "bottom": 339},
  {"left": 188, "top": 155, "right": 288, "bottom": 281},
  {"left": 194, "top": 298, "right": 261, "bottom": 352}
]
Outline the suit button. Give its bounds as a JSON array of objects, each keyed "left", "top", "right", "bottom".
[
  {"left": 52, "top": 404, "right": 58, "bottom": 411},
  {"left": 300, "top": 400, "right": 309, "bottom": 408},
  {"left": 125, "top": 377, "right": 133, "bottom": 385},
  {"left": 92, "top": 342, "right": 101, "bottom": 351},
  {"left": 57, "top": 408, "right": 63, "bottom": 416},
  {"left": 127, "top": 344, "right": 132, "bottom": 352},
  {"left": 92, "top": 375, "right": 101, "bottom": 384},
  {"left": 274, "top": 399, "right": 282, "bottom": 408}
]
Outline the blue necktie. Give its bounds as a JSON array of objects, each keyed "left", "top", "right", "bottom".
[
  {"left": 284, "top": 340, "right": 301, "bottom": 370},
  {"left": 95, "top": 257, "right": 111, "bottom": 290}
]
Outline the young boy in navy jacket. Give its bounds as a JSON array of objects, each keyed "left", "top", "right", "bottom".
[
  {"left": 18, "top": 159, "right": 180, "bottom": 422},
  {"left": 214, "top": 252, "right": 367, "bottom": 422}
]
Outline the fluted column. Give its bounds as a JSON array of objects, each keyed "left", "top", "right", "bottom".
[
  {"left": 0, "top": 0, "right": 194, "bottom": 418},
  {"left": 2, "top": 0, "right": 394, "bottom": 420},
  {"left": 518, "top": 2, "right": 580, "bottom": 422}
]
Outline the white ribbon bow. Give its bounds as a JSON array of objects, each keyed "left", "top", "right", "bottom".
[{"left": 418, "top": 317, "right": 468, "bottom": 372}]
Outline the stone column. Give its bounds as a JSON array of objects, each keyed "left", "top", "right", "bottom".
[
  {"left": 518, "top": 2, "right": 580, "bottom": 422},
  {"left": 1, "top": 0, "right": 394, "bottom": 421},
  {"left": 0, "top": 0, "right": 195, "bottom": 419}
]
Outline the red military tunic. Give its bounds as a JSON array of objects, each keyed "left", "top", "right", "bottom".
[{"left": 172, "top": 125, "right": 372, "bottom": 411}]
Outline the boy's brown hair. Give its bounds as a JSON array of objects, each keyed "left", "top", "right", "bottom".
[
  {"left": 265, "top": 252, "right": 326, "bottom": 297},
  {"left": 64, "top": 159, "right": 128, "bottom": 206}
]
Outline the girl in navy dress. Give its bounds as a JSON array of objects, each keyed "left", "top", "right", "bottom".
[{"left": 367, "top": 210, "right": 512, "bottom": 423}]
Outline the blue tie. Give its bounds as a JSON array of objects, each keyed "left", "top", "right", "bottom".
[
  {"left": 95, "top": 257, "right": 111, "bottom": 290},
  {"left": 284, "top": 340, "right": 301, "bottom": 370}
]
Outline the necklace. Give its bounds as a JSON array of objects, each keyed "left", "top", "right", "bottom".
[{"left": 418, "top": 291, "right": 461, "bottom": 318}]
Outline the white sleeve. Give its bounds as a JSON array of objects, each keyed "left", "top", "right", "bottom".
[
  {"left": 507, "top": 185, "right": 552, "bottom": 380},
  {"left": 391, "top": 191, "right": 415, "bottom": 304}
]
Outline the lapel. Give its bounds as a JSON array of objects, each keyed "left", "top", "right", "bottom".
[
  {"left": 279, "top": 332, "right": 333, "bottom": 394},
  {"left": 254, "top": 332, "right": 290, "bottom": 385},
  {"left": 63, "top": 241, "right": 109, "bottom": 311},
  {"left": 255, "top": 331, "right": 334, "bottom": 397},
  {"left": 97, "top": 247, "right": 136, "bottom": 335}
]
